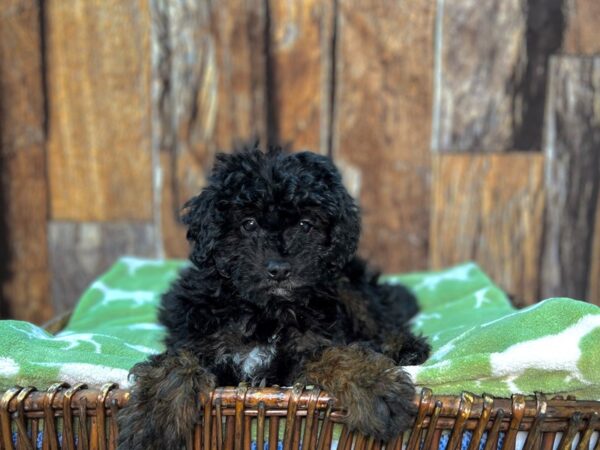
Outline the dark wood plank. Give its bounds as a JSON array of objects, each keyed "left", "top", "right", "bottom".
[
  {"left": 563, "top": 2, "right": 600, "bottom": 305},
  {"left": 563, "top": 0, "right": 600, "bottom": 54},
  {"left": 268, "top": 0, "right": 333, "bottom": 153},
  {"left": 431, "top": 0, "right": 564, "bottom": 152},
  {"left": 513, "top": 0, "right": 565, "bottom": 151},
  {"left": 430, "top": 154, "right": 545, "bottom": 306},
  {"left": 590, "top": 195, "right": 600, "bottom": 305},
  {"left": 540, "top": 56, "right": 600, "bottom": 302},
  {"left": 0, "top": 0, "right": 53, "bottom": 323},
  {"left": 1, "top": 151, "right": 53, "bottom": 322},
  {"left": 333, "top": 0, "right": 435, "bottom": 272},
  {"left": 431, "top": 0, "right": 527, "bottom": 152},
  {"left": 150, "top": 0, "right": 268, "bottom": 257},
  {"left": 48, "top": 222, "right": 158, "bottom": 313},
  {"left": 46, "top": 0, "right": 153, "bottom": 221}
]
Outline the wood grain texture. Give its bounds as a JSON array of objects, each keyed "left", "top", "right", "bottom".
[
  {"left": 0, "top": 0, "right": 53, "bottom": 323},
  {"left": 430, "top": 154, "right": 545, "bottom": 306},
  {"left": 431, "top": 0, "right": 527, "bottom": 152},
  {"left": 332, "top": 0, "right": 435, "bottom": 272},
  {"left": 0, "top": 151, "right": 53, "bottom": 322},
  {"left": 563, "top": 0, "right": 600, "bottom": 54},
  {"left": 268, "top": 0, "right": 333, "bottom": 152},
  {"left": 590, "top": 194, "right": 600, "bottom": 305},
  {"left": 560, "top": 4, "right": 600, "bottom": 302},
  {"left": 541, "top": 56, "right": 600, "bottom": 302},
  {"left": 46, "top": 0, "right": 153, "bottom": 221},
  {"left": 513, "top": 0, "right": 566, "bottom": 151},
  {"left": 151, "top": 0, "right": 268, "bottom": 257},
  {"left": 48, "top": 222, "right": 158, "bottom": 313},
  {"left": 159, "top": 152, "right": 189, "bottom": 259}
]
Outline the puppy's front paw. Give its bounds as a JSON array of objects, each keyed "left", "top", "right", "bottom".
[
  {"left": 339, "top": 367, "right": 416, "bottom": 440},
  {"left": 117, "top": 351, "right": 215, "bottom": 450},
  {"left": 304, "top": 345, "right": 416, "bottom": 441}
]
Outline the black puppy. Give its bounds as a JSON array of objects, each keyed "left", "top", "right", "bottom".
[{"left": 117, "top": 147, "right": 430, "bottom": 450}]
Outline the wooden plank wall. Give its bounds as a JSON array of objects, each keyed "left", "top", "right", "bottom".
[
  {"left": 0, "top": 0, "right": 53, "bottom": 322},
  {"left": 151, "top": 0, "right": 270, "bottom": 258},
  {"left": 429, "top": 0, "right": 600, "bottom": 305},
  {"left": 541, "top": 56, "right": 600, "bottom": 301},
  {"left": 562, "top": 0, "right": 600, "bottom": 305},
  {"left": 268, "top": 0, "right": 333, "bottom": 153},
  {"left": 0, "top": 0, "right": 599, "bottom": 322},
  {"left": 431, "top": 0, "right": 528, "bottom": 153},
  {"left": 45, "top": 0, "right": 157, "bottom": 311},
  {"left": 333, "top": 0, "right": 434, "bottom": 272},
  {"left": 431, "top": 154, "right": 545, "bottom": 305}
]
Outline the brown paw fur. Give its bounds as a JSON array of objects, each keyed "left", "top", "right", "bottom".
[
  {"left": 117, "top": 350, "right": 215, "bottom": 450},
  {"left": 304, "top": 345, "right": 416, "bottom": 441}
]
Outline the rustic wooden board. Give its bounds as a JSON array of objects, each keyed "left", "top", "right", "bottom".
[
  {"left": 430, "top": 154, "right": 545, "bottom": 305},
  {"left": 512, "top": 0, "right": 565, "bottom": 151},
  {"left": 159, "top": 152, "right": 190, "bottom": 259},
  {"left": 48, "top": 222, "right": 158, "bottom": 313},
  {"left": 540, "top": 56, "right": 600, "bottom": 302},
  {"left": 332, "top": 0, "right": 435, "bottom": 272},
  {"left": 46, "top": 0, "right": 153, "bottom": 221},
  {"left": 590, "top": 195, "right": 600, "bottom": 305},
  {"left": 151, "top": 0, "right": 269, "bottom": 257},
  {"left": 563, "top": 0, "right": 600, "bottom": 54},
  {"left": 1, "top": 152, "right": 53, "bottom": 323},
  {"left": 267, "top": 0, "right": 333, "bottom": 153},
  {"left": 0, "top": 0, "right": 53, "bottom": 323},
  {"left": 431, "top": 0, "right": 527, "bottom": 152},
  {"left": 562, "top": 1, "right": 600, "bottom": 303}
]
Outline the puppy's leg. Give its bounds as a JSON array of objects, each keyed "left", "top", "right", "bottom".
[
  {"left": 381, "top": 328, "right": 430, "bottom": 366},
  {"left": 302, "top": 344, "right": 416, "bottom": 441},
  {"left": 376, "top": 283, "right": 420, "bottom": 323},
  {"left": 117, "top": 350, "right": 215, "bottom": 450}
]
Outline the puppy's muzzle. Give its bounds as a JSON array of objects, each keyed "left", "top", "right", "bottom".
[{"left": 266, "top": 260, "right": 291, "bottom": 281}]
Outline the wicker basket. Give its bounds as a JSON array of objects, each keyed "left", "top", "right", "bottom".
[
  {"left": 1, "top": 383, "right": 600, "bottom": 450},
  {"left": 2, "top": 314, "right": 599, "bottom": 449}
]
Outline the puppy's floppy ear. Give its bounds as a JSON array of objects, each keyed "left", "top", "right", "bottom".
[
  {"left": 299, "top": 152, "right": 361, "bottom": 270},
  {"left": 181, "top": 151, "right": 235, "bottom": 266},
  {"left": 328, "top": 188, "right": 361, "bottom": 270},
  {"left": 181, "top": 187, "right": 220, "bottom": 267},
  {"left": 293, "top": 151, "right": 361, "bottom": 270}
]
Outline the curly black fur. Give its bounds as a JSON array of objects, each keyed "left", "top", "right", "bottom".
[{"left": 117, "top": 146, "right": 430, "bottom": 449}]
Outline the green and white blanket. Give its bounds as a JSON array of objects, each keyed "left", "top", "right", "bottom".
[{"left": 1, "top": 257, "right": 599, "bottom": 399}]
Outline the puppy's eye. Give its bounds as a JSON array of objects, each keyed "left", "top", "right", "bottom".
[
  {"left": 242, "top": 218, "right": 258, "bottom": 232},
  {"left": 299, "top": 220, "right": 313, "bottom": 233}
]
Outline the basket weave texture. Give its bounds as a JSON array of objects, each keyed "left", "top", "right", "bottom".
[{"left": 1, "top": 384, "right": 600, "bottom": 450}]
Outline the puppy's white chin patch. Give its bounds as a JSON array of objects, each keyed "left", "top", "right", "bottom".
[{"left": 269, "top": 287, "right": 291, "bottom": 297}]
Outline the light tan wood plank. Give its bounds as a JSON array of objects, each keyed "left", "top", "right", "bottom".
[
  {"left": 333, "top": 0, "right": 435, "bottom": 272},
  {"left": 268, "top": 0, "right": 333, "bottom": 152},
  {"left": 430, "top": 154, "right": 545, "bottom": 305},
  {"left": 541, "top": 56, "right": 600, "bottom": 302},
  {"left": 563, "top": 0, "right": 600, "bottom": 54},
  {"left": 46, "top": 0, "right": 153, "bottom": 221},
  {"left": 0, "top": 0, "right": 53, "bottom": 323}
]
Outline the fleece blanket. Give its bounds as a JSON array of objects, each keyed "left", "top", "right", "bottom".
[{"left": 1, "top": 257, "right": 600, "bottom": 399}]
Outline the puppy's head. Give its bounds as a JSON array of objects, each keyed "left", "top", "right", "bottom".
[{"left": 182, "top": 146, "right": 360, "bottom": 303}]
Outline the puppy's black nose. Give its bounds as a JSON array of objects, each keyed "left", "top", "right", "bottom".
[{"left": 266, "top": 260, "right": 291, "bottom": 281}]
